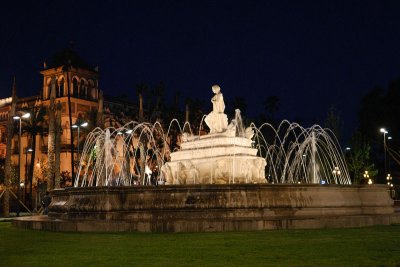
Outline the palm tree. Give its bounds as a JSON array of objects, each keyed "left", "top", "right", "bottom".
[
  {"left": 46, "top": 79, "right": 56, "bottom": 190},
  {"left": 55, "top": 102, "right": 62, "bottom": 188},
  {"left": 22, "top": 104, "right": 46, "bottom": 208},
  {"left": 263, "top": 95, "right": 280, "bottom": 123},
  {"left": 63, "top": 63, "right": 75, "bottom": 183},
  {"left": 136, "top": 83, "right": 148, "bottom": 121},
  {"left": 150, "top": 81, "right": 166, "bottom": 122},
  {"left": 2, "top": 78, "right": 17, "bottom": 217},
  {"left": 97, "top": 90, "right": 104, "bottom": 128}
]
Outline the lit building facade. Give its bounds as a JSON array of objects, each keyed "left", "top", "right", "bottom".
[{"left": 0, "top": 48, "right": 135, "bottom": 192}]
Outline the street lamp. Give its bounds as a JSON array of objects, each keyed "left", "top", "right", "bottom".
[
  {"left": 332, "top": 166, "right": 341, "bottom": 183},
  {"left": 386, "top": 173, "right": 394, "bottom": 198},
  {"left": 25, "top": 148, "right": 33, "bottom": 206},
  {"left": 380, "top": 128, "right": 388, "bottom": 175},
  {"left": 386, "top": 173, "right": 392, "bottom": 186},
  {"left": 72, "top": 121, "right": 88, "bottom": 158},
  {"left": 387, "top": 136, "right": 392, "bottom": 173},
  {"left": 13, "top": 112, "right": 30, "bottom": 216},
  {"left": 363, "top": 170, "right": 372, "bottom": 185}
]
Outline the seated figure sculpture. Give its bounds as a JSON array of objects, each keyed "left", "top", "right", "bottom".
[{"left": 205, "top": 85, "right": 228, "bottom": 133}]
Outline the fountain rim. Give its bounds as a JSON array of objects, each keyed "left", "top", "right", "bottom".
[{"left": 56, "top": 183, "right": 387, "bottom": 194}]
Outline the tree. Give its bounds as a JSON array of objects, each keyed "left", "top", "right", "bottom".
[
  {"left": 136, "top": 83, "right": 148, "bottom": 121},
  {"left": 185, "top": 97, "right": 205, "bottom": 134},
  {"left": 3, "top": 78, "right": 17, "bottom": 217},
  {"left": 0, "top": 158, "right": 5, "bottom": 185},
  {"left": 324, "top": 106, "right": 343, "bottom": 143},
  {"left": 46, "top": 79, "right": 56, "bottom": 190},
  {"left": 358, "top": 87, "right": 385, "bottom": 143},
  {"left": 55, "top": 102, "right": 62, "bottom": 188},
  {"left": 357, "top": 79, "right": 400, "bottom": 179},
  {"left": 63, "top": 64, "right": 76, "bottom": 184},
  {"left": 60, "top": 171, "right": 72, "bottom": 188},
  {"left": 263, "top": 95, "right": 280, "bottom": 124},
  {"left": 97, "top": 90, "right": 104, "bottom": 128},
  {"left": 346, "top": 131, "right": 378, "bottom": 184},
  {"left": 169, "top": 90, "right": 183, "bottom": 122},
  {"left": 149, "top": 81, "right": 166, "bottom": 122},
  {"left": 22, "top": 104, "right": 46, "bottom": 208}
]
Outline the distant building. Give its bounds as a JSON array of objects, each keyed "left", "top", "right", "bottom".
[{"left": 0, "top": 47, "right": 135, "bottom": 189}]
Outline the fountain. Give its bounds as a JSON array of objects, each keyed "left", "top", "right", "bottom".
[{"left": 13, "top": 85, "right": 400, "bottom": 232}]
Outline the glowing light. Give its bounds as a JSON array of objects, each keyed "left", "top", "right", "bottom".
[{"left": 332, "top": 166, "right": 341, "bottom": 176}]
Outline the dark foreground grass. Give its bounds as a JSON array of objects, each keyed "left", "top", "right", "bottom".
[{"left": 1, "top": 223, "right": 400, "bottom": 267}]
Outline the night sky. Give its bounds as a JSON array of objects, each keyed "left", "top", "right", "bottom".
[{"left": 2, "top": 0, "right": 400, "bottom": 139}]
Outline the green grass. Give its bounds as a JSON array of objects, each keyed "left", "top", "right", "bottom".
[{"left": 1, "top": 223, "right": 400, "bottom": 267}]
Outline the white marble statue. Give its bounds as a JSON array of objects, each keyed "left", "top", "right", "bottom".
[
  {"left": 205, "top": 85, "right": 228, "bottom": 133},
  {"left": 163, "top": 84, "right": 267, "bottom": 185}
]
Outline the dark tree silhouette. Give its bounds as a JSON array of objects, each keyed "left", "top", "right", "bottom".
[
  {"left": 22, "top": 104, "right": 47, "bottom": 208},
  {"left": 263, "top": 95, "right": 280, "bottom": 124}
]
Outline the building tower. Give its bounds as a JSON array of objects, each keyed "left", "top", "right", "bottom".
[{"left": 40, "top": 47, "right": 100, "bottom": 182}]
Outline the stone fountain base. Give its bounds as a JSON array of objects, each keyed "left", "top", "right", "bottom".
[{"left": 13, "top": 184, "right": 400, "bottom": 232}]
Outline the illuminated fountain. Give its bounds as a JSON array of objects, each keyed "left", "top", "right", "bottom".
[
  {"left": 74, "top": 85, "right": 349, "bottom": 187},
  {"left": 13, "top": 85, "right": 398, "bottom": 232},
  {"left": 255, "top": 121, "right": 350, "bottom": 184}
]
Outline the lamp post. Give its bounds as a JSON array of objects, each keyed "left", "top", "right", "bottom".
[
  {"left": 386, "top": 173, "right": 394, "bottom": 198},
  {"left": 13, "top": 112, "right": 30, "bottom": 216},
  {"left": 363, "top": 170, "right": 372, "bottom": 185},
  {"left": 72, "top": 121, "right": 88, "bottom": 163},
  {"left": 386, "top": 173, "right": 392, "bottom": 186},
  {"left": 387, "top": 136, "right": 392, "bottom": 173},
  {"left": 380, "top": 128, "right": 388, "bottom": 176},
  {"left": 332, "top": 166, "right": 341, "bottom": 183},
  {"left": 25, "top": 148, "right": 32, "bottom": 206}
]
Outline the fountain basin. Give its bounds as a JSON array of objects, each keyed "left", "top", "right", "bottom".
[{"left": 13, "top": 184, "right": 400, "bottom": 232}]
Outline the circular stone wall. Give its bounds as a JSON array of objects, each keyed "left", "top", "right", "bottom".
[{"left": 13, "top": 184, "right": 400, "bottom": 232}]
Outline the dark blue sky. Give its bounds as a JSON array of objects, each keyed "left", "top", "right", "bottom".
[{"left": 2, "top": 0, "right": 400, "bottom": 138}]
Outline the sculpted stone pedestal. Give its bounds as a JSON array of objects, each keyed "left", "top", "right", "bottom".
[{"left": 162, "top": 133, "right": 267, "bottom": 184}]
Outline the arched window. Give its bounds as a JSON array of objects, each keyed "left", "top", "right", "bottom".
[
  {"left": 80, "top": 80, "right": 85, "bottom": 98},
  {"left": 43, "top": 78, "right": 51, "bottom": 99},
  {"left": 55, "top": 79, "right": 60, "bottom": 98},
  {"left": 73, "top": 78, "right": 79, "bottom": 97},
  {"left": 59, "top": 78, "right": 65, "bottom": 97},
  {"left": 88, "top": 80, "right": 95, "bottom": 100}
]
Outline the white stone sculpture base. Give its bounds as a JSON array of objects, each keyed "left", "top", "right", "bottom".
[{"left": 163, "top": 133, "right": 267, "bottom": 184}]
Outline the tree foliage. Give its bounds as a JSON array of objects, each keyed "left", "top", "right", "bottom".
[
  {"left": 358, "top": 78, "right": 400, "bottom": 179},
  {"left": 324, "top": 106, "right": 343, "bottom": 143},
  {"left": 346, "top": 131, "right": 378, "bottom": 184},
  {"left": 263, "top": 95, "right": 280, "bottom": 125}
]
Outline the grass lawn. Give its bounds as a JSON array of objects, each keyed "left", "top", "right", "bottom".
[{"left": 0, "top": 222, "right": 400, "bottom": 267}]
